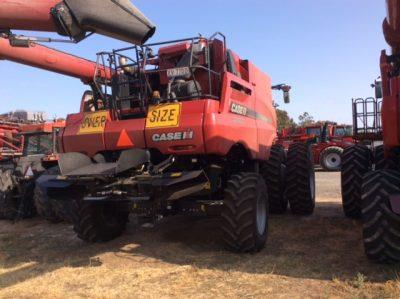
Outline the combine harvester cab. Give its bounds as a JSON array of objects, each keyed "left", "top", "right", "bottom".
[
  {"left": 40, "top": 33, "right": 316, "bottom": 252},
  {"left": 341, "top": 0, "right": 400, "bottom": 263}
]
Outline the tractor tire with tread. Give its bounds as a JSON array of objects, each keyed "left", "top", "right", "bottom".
[
  {"left": 263, "top": 144, "right": 287, "bottom": 214},
  {"left": 0, "top": 169, "right": 36, "bottom": 220},
  {"left": 361, "top": 170, "right": 400, "bottom": 263},
  {"left": 34, "top": 185, "right": 63, "bottom": 223},
  {"left": 341, "top": 145, "right": 371, "bottom": 219},
  {"left": 320, "top": 146, "right": 343, "bottom": 171},
  {"left": 285, "top": 142, "right": 316, "bottom": 215},
  {"left": 74, "top": 198, "right": 129, "bottom": 243},
  {"left": 374, "top": 145, "right": 400, "bottom": 171},
  {"left": 221, "top": 172, "right": 268, "bottom": 252}
]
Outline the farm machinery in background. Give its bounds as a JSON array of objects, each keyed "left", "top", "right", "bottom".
[
  {"left": 341, "top": 0, "right": 400, "bottom": 264},
  {"left": 0, "top": 121, "right": 23, "bottom": 163},
  {"left": 0, "top": 107, "right": 66, "bottom": 220},
  {"left": 278, "top": 122, "right": 355, "bottom": 171}
]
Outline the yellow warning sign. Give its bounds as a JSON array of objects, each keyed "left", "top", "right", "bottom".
[
  {"left": 146, "top": 103, "right": 181, "bottom": 129},
  {"left": 78, "top": 111, "right": 108, "bottom": 135}
]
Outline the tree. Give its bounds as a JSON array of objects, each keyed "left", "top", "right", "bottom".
[
  {"left": 298, "top": 112, "right": 314, "bottom": 126},
  {"left": 276, "top": 109, "right": 296, "bottom": 131}
]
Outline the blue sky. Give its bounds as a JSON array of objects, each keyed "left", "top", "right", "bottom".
[{"left": 0, "top": 0, "right": 386, "bottom": 124}]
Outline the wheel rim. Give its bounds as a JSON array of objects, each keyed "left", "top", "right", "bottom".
[
  {"left": 325, "top": 152, "right": 341, "bottom": 169},
  {"left": 256, "top": 195, "right": 267, "bottom": 235},
  {"left": 310, "top": 170, "right": 316, "bottom": 200}
]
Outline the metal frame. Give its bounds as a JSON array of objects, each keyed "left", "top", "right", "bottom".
[
  {"left": 352, "top": 97, "right": 382, "bottom": 140},
  {"left": 93, "top": 33, "right": 227, "bottom": 119}
]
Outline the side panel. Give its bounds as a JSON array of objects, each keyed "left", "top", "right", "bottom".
[
  {"left": 62, "top": 111, "right": 110, "bottom": 157},
  {"left": 204, "top": 73, "right": 258, "bottom": 159},
  {"left": 249, "top": 62, "right": 276, "bottom": 160},
  {"left": 105, "top": 119, "right": 146, "bottom": 151}
]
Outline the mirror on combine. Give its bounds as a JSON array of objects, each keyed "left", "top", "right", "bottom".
[
  {"left": 371, "top": 78, "right": 383, "bottom": 99},
  {"left": 283, "top": 90, "right": 291, "bottom": 103}
]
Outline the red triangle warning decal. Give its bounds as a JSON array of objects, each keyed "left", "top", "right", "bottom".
[{"left": 117, "top": 129, "right": 134, "bottom": 148}]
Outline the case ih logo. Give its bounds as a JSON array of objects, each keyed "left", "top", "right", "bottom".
[
  {"left": 230, "top": 103, "right": 248, "bottom": 116},
  {"left": 152, "top": 130, "right": 194, "bottom": 142}
]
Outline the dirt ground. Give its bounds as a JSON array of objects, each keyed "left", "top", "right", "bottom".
[{"left": 1, "top": 171, "right": 400, "bottom": 298}]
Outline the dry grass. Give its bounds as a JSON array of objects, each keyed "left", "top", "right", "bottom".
[{"left": 1, "top": 172, "right": 400, "bottom": 298}]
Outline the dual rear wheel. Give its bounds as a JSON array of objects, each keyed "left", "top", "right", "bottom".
[
  {"left": 221, "top": 142, "right": 315, "bottom": 252},
  {"left": 341, "top": 145, "right": 400, "bottom": 263},
  {"left": 72, "top": 142, "right": 315, "bottom": 253}
]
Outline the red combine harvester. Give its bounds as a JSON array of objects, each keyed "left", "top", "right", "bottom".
[
  {"left": 341, "top": 0, "right": 400, "bottom": 263},
  {"left": 1, "top": 1, "right": 315, "bottom": 252},
  {"left": 25, "top": 33, "right": 316, "bottom": 253},
  {"left": 278, "top": 123, "right": 355, "bottom": 171}
]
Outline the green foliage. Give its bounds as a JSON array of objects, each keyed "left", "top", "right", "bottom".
[
  {"left": 276, "top": 109, "right": 296, "bottom": 131},
  {"left": 298, "top": 112, "right": 315, "bottom": 126}
]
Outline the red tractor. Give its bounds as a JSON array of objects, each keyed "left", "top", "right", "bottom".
[
  {"left": 0, "top": 119, "right": 65, "bottom": 220},
  {"left": 278, "top": 123, "right": 355, "bottom": 171},
  {"left": 341, "top": 0, "right": 400, "bottom": 263}
]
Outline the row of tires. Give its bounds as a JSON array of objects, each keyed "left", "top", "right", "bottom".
[
  {"left": 73, "top": 142, "right": 316, "bottom": 252},
  {"left": 0, "top": 142, "right": 316, "bottom": 254},
  {"left": 341, "top": 144, "right": 400, "bottom": 263},
  {"left": 0, "top": 168, "right": 71, "bottom": 223}
]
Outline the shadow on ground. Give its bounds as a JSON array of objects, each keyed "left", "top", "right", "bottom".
[{"left": 1, "top": 200, "right": 399, "bottom": 289}]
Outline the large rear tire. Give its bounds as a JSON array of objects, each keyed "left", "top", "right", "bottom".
[
  {"left": 74, "top": 199, "right": 129, "bottom": 243},
  {"left": 221, "top": 172, "right": 268, "bottom": 252},
  {"left": 341, "top": 145, "right": 371, "bottom": 219},
  {"left": 0, "top": 169, "right": 36, "bottom": 220},
  {"left": 361, "top": 170, "right": 400, "bottom": 263},
  {"left": 374, "top": 145, "right": 400, "bottom": 171},
  {"left": 263, "top": 144, "right": 287, "bottom": 214},
  {"left": 34, "top": 185, "right": 63, "bottom": 223},
  {"left": 320, "top": 146, "right": 343, "bottom": 171},
  {"left": 286, "top": 142, "right": 315, "bottom": 215}
]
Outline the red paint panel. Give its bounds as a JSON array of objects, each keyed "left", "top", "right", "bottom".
[
  {"left": 205, "top": 73, "right": 259, "bottom": 159},
  {"left": 62, "top": 112, "right": 109, "bottom": 157},
  {"left": 0, "top": 0, "right": 59, "bottom": 32},
  {"left": 105, "top": 119, "right": 146, "bottom": 151},
  {"left": 145, "top": 101, "right": 206, "bottom": 155}
]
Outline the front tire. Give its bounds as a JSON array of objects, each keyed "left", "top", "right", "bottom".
[
  {"left": 341, "top": 145, "right": 371, "bottom": 219},
  {"left": 286, "top": 142, "right": 315, "bottom": 215},
  {"left": 34, "top": 185, "right": 62, "bottom": 223},
  {"left": 74, "top": 199, "right": 129, "bottom": 243},
  {"left": 263, "top": 144, "right": 287, "bottom": 214},
  {"left": 0, "top": 169, "right": 35, "bottom": 220},
  {"left": 320, "top": 146, "right": 343, "bottom": 171},
  {"left": 361, "top": 170, "right": 400, "bottom": 263},
  {"left": 221, "top": 172, "right": 268, "bottom": 252}
]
